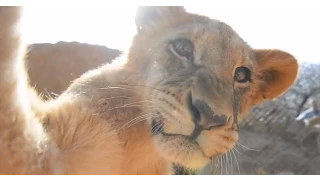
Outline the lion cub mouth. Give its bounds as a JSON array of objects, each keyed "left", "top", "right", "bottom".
[
  {"left": 150, "top": 91, "right": 237, "bottom": 138},
  {"left": 148, "top": 91, "right": 238, "bottom": 167},
  {"left": 150, "top": 116, "right": 198, "bottom": 143},
  {"left": 149, "top": 113, "right": 238, "bottom": 168},
  {"left": 186, "top": 93, "right": 231, "bottom": 137}
]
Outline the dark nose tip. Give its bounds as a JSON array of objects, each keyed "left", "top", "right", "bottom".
[{"left": 190, "top": 99, "right": 228, "bottom": 129}]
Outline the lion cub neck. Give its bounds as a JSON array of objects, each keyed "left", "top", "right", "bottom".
[
  {"left": 99, "top": 67, "right": 172, "bottom": 174},
  {"left": 118, "top": 122, "right": 171, "bottom": 174},
  {"left": 63, "top": 63, "right": 172, "bottom": 174}
]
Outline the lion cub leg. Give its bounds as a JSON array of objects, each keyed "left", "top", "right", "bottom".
[{"left": 0, "top": 7, "right": 50, "bottom": 174}]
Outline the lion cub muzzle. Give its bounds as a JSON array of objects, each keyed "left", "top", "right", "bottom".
[{"left": 187, "top": 92, "right": 229, "bottom": 138}]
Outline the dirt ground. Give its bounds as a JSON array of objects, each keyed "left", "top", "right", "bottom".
[{"left": 201, "top": 129, "right": 320, "bottom": 175}]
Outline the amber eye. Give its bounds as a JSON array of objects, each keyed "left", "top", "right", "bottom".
[
  {"left": 171, "top": 38, "right": 194, "bottom": 58},
  {"left": 234, "top": 67, "right": 251, "bottom": 83}
]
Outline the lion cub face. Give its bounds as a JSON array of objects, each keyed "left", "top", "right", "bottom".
[{"left": 128, "top": 7, "right": 298, "bottom": 168}]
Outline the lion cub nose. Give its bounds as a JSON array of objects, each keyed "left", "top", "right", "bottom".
[{"left": 191, "top": 99, "right": 228, "bottom": 129}]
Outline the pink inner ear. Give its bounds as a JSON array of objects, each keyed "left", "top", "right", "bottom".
[{"left": 253, "top": 49, "right": 299, "bottom": 102}]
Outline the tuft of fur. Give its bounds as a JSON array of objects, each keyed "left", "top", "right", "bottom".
[{"left": 0, "top": 7, "right": 298, "bottom": 174}]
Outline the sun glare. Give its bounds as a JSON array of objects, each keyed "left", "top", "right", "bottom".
[
  {"left": 23, "top": 6, "right": 320, "bottom": 63},
  {"left": 23, "top": 6, "right": 138, "bottom": 50}
]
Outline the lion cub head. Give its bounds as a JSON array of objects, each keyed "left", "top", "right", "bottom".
[{"left": 126, "top": 6, "right": 298, "bottom": 169}]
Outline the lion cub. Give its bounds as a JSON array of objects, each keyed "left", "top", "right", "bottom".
[{"left": 0, "top": 6, "right": 298, "bottom": 174}]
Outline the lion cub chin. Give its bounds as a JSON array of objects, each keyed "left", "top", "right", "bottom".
[{"left": 0, "top": 6, "right": 298, "bottom": 174}]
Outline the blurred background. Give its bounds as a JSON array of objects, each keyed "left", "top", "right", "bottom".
[{"left": 23, "top": 6, "right": 320, "bottom": 175}]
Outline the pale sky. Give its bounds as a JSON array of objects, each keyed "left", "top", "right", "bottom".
[{"left": 23, "top": 6, "right": 320, "bottom": 63}]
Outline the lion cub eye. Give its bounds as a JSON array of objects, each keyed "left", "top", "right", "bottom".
[
  {"left": 171, "top": 38, "right": 194, "bottom": 59},
  {"left": 234, "top": 67, "right": 251, "bottom": 83}
]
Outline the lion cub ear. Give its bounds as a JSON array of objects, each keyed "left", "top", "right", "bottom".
[
  {"left": 251, "top": 49, "right": 299, "bottom": 105},
  {"left": 135, "top": 6, "right": 185, "bottom": 33}
]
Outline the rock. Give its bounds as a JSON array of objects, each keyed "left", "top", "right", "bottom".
[{"left": 26, "top": 41, "right": 122, "bottom": 97}]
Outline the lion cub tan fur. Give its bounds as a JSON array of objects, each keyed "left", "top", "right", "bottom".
[{"left": 0, "top": 7, "right": 298, "bottom": 174}]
